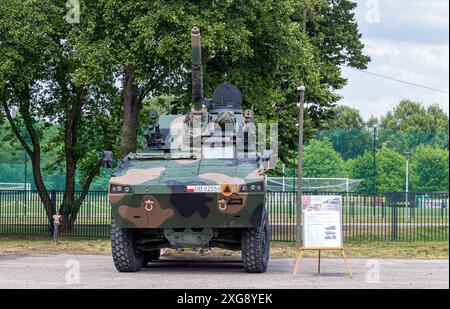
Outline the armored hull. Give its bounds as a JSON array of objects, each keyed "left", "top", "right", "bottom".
[{"left": 106, "top": 27, "right": 274, "bottom": 273}]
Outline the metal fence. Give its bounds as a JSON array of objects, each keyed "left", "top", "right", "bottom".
[
  {"left": 269, "top": 191, "right": 449, "bottom": 242},
  {"left": 0, "top": 190, "right": 448, "bottom": 242},
  {"left": 0, "top": 190, "right": 110, "bottom": 238}
]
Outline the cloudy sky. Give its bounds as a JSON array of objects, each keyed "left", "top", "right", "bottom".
[{"left": 337, "top": 0, "right": 449, "bottom": 120}]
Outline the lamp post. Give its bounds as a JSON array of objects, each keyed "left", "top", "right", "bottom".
[
  {"left": 405, "top": 152, "right": 411, "bottom": 221},
  {"left": 372, "top": 125, "right": 378, "bottom": 194},
  {"left": 372, "top": 125, "right": 378, "bottom": 216},
  {"left": 296, "top": 82, "right": 305, "bottom": 245}
]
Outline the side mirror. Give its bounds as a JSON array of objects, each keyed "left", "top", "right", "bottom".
[
  {"left": 101, "top": 151, "right": 114, "bottom": 169},
  {"left": 260, "top": 150, "right": 276, "bottom": 171}
]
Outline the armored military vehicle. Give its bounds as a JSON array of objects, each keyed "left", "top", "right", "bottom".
[{"left": 105, "top": 27, "right": 275, "bottom": 273}]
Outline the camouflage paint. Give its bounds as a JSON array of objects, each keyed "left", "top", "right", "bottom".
[{"left": 109, "top": 157, "right": 266, "bottom": 229}]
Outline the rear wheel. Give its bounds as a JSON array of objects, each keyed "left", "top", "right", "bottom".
[
  {"left": 111, "top": 219, "right": 143, "bottom": 272},
  {"left": 142, "top": 249, "right": 161, "bottom": 267},
  {"left": 241, "top": 211, "right": 270, "bottom": 273}
]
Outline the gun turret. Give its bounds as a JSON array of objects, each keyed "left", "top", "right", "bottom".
[
  {"left": 144, "top": 110, "right": 164, "bottom": 148},
  {"left": 191, "top": 27, "right": 204, "bottom": 112}
]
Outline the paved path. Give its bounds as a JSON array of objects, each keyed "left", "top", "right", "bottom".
[{"left": 0, "top": 254, "right": 448, "bottom": 289}]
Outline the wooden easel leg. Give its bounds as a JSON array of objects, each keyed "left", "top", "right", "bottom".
[
  {"left": 341, "top": 249, "right": 353, "bottom": 279},
  {"left": 292, "top": 249, "right": 304, "bottom": 277},
  {"left": 317, "top": 250, "right": 321, "bottom": 275}
]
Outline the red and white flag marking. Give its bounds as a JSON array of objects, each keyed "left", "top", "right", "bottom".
[{"left": 186, "top": 185, "right": 222, "bottom": 193}]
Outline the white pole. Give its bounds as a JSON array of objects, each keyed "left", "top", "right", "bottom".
[
  {"left": 282, "top": 164, "right": 286, "bottom": 192},
  {"left": 296, "top": 83, "right": 305, "bottom": 244},
  {"left": 346, "top": 178, "right": 349, "bottom": 203},
  {"left": 405, "top": 159, "right": 409, "bottom": 221}
]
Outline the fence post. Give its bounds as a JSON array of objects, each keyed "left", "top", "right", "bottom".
[
  {"left": 49, "top": 189, "right": 57, "bottom": 237},
  {"left": 391, "top": 192, "right": 398, "bottom": 241},
  {"left": 288, "top": 191, "right": 292, "bottom": 219}
]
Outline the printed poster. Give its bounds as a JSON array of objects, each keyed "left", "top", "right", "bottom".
[{"left": 302, "top": 195, "right": 343, "bottom": 248}]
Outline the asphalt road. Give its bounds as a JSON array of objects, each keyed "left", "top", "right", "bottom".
[{"left": 0, "top": 254, "right": 448, "bottom": 289}]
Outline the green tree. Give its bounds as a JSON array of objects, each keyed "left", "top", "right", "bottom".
[
  {"left": 381, "top": 100, "right": 448, "bottom": 132},
  {"left": 316, "top": 129, "right": 373, "bottom": 160},
  {"left": 365, "top": 116, "right": 379, "bottom": 129},
  {"left": 0, "top": 0, "right": 59, "bottom": 217},
  {"left": 302, "top": 139, "right": 348, "bottom": 178},
  {"left": 379, "top": 100, "right": 449, "bottom": 154},
  {"left": 0, "top": 0, "right": 121, "bottom": 229},
  {"left": 410, "top": 146, "right": 449, "bottom": 192},
  {"left": 276, "top": 0, "right": 370, "bottom": 163},
  {"left": 376, "top": 148, "right": 407, "bottom": 192},
  {"left": 78, "top": 0, "right": 370, "bottom": 161},
  {"left": 348, "top": 148, "right": 406, "bottom": 192},
  {"left": 326, "top": 105, "right": 365, "bottom": 130},
  {"left": 0, "top": 0, "right": 371, "bottom": 227},
  {"left": 316, "top": 105, "right": 372, "bottom": 159}
]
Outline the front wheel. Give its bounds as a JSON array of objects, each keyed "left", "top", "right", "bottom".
[
  {"left": 111, "top": 219, "right": 143, "bottom": 272},
  {"left": 241, "top": 212, "right": 270, "bottom": 273}
]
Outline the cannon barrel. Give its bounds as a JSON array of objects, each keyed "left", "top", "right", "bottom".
[{"left": 191, "top": 27, "right": 204, "bottom": 112}]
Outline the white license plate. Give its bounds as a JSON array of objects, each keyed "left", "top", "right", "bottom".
[{"left": 186, "top": 185, "right": 221, "bottom": 193}]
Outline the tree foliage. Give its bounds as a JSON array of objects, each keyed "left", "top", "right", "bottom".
[
  {"left": 378, "top": 100, "right": 449, "bottom": 154},
  {"left": 76, "top": 0, "right": 369, "bottom": 160},
  {"left": 381, "top": 100, "right": 449, "bottom": 133},
  {"left": 326, "top": 105, "right": 365, "bottom": 130},
  {"left": 315, "top": 105, "right": 372, "bottom": 159},
  {"left": 410, "top": 146, "right": 449, "bottom": 192},
  {"left": 348, "top": 148, "right": 406, "bottom": 192},
  {"left": 302, "top": 139, "right": 348, "bottom": 178},
  {"left": 0, "top": 0, "right": 121, "bottom": 229}
]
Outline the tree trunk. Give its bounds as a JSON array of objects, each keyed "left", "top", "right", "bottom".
[
  {"left": 121, "top": 65, "right": 140, "bottom": 158},
  {"left": 59, "top": 88, "right": 84, "bottom": 232},
  {"left": 60, "top": 151, "right": 76, "bottom": 231},
  {"left": 60, "top": 122, "right": 77, "bottom": 220},
  {"left": 31, "top": 151, "right": 52, "bottom": 220},
  {"left": 59, "top": 159, "right": 102, "bottom": 233}
]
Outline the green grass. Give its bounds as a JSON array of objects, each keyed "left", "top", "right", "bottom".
[
  {"left": 0, "top": 224, "right": 110, "bottom": 238},
  {"left": 1, "top": 223, "right": 447, "bottom": 243},
  {"left": 269, "top": 241, "right": 449, "bottom": 259},
  {"left": 0, "top": 235, "right": 447, "bottom": 259}
]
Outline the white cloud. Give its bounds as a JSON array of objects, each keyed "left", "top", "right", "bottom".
[
  {"left": 338, "top": 0, "right": 449, "bottom": 120},
  {"left": 379, "top": 0, "right": 449, "bottom": 31},
  {"left": 362, "top": 38, "right": 449, "bottom": 84},
  {"left": 355, "top": 0, "right": 449, "bottom": 43}
]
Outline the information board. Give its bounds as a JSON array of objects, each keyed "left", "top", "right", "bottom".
[{"left": 302, "top": 195, "right": 343, "bottom": 248}]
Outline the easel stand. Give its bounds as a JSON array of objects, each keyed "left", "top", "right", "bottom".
[{"left": 292, "top": 247, "right": 352, "bottom": 278}]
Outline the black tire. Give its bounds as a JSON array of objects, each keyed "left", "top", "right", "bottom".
[
  {"left": 142, "top": 249, "right": 161, "bottom": 267},
  {"left": 241, "top": 211, "right": 270, "bottom": 273},
  {"left": 111, "top": 219, "right": 143, "bottom": 272}
]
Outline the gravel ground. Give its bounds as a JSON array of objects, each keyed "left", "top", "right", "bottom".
[{"left": 0, "top": 254, "right": 448, "bottom": 289}]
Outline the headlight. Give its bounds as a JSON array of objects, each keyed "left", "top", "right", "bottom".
[
  {"left": 110, "top": 184, "right": 133, "bottom": 194},
  {"left": 239, "top": 183, "right": 264, "bottom": 193}
]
